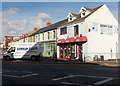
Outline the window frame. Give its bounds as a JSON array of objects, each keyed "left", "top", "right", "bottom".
[
  {"left": 74, "top": 25, "right": 79, "bottom": 36},
  {"left": 60, "top": 27, "right": 67, "bottom": 35}
]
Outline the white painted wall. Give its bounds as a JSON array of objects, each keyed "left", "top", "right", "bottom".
[
  {"left": 82, "top": 22, "right": 118, "bottom": 60},
  {"left": 85, "top": 5, "right": 118, "bottom": 26},
  {"left": 83, "top": 5, "right": 118, "bottom": 60}
]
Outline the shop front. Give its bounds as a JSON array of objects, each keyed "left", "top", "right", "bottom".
[
  {"left": 44, "top": 41, "right": 56, "bottom": 57},
  {"left": 57, "top": 36, "right": 87, "bottom": 60}
]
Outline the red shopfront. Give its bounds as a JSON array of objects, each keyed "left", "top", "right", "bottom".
[{"left": 57, "top": 36, "right": 87, "bottom": 61}]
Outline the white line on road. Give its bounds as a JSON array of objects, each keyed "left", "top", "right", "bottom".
[
  {"left": 61, "top": 82, "right": 92, "bottom": 86},
  {"left": 94, "top": 78, "right": 113, "bottom": 85},
  {"left": 53, "top": 74, "right": 115, "bottom": 85},
  {"left": 3, "top": 74, "right": 20, "bottom": 78},
  {"left": 21, "top": 73, "right": 39, "bottom": 78},
  {"left": 72, "top": 75, "right": 110, "bottom": 79},
  {"left": 61, "top": 82, "right": 72, "bottom": 85},
  {"left": 3, "top": 70, "right": 33, "bottom": 73},
  {"left": 52, "top": 75, "right": 74, "bottom": 81},
  {"left": 53, "top": 74, "right": 111, "bottom": 81}
]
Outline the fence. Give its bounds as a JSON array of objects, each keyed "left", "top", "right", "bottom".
[{"left": 83, "top": 53, "right": 120, "bottom": 63}]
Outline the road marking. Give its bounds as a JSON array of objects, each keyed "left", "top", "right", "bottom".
[
  {"left": 52, "top": 75, "right": 74, "bottom": 81},
  {"left": 52, "top": 74, "right": 111, "bottom": 81},
  {"left": 2, "top": 70, "right": 38, "bottom": 78},
  {"left": 53, "top": 75, "right": 115, "bottom": 85},
  {"left": 3, "top": 70, "right": 33, "bottom": 73},
  {"left": 61, "top": 82, "right": 92, "bottom": 86},
  {"left": 21, "top": 71, "right": 32, "bottom": 73},
  {"left": 21, "top": 73, "right": 38, "bottom": 78},
  {"left": 61, "top": 82, "right": 72, "bottom": 85},
  {"left": 72, "top": 75, "right": 110, "bottom": 79},
  {"left": 94, "top": 78, "right": 113, "bottom": 85},
  {"left": 3, "top": 74, "right": 20, "bottom": 78}
]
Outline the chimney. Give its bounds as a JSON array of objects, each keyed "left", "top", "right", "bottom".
[
  {"left": 46, "top": 21, "right": 52, "bottom": 27},
  {"left": 34, "top": 27, "right": 39, "bottom": 31},
  {"left": 4, "top": 36, "right": 14, "bottom": 48}
]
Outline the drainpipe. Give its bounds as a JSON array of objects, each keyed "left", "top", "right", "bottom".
[
  {"left": 111, "top": 48, "right": 112, "bottom": 59},
  {"left": 55, "top": 28, "right": 57, "bottom": 62}
]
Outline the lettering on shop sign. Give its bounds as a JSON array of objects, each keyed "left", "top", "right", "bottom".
[
  {"left": 17, "top": 47, "right": 37, "bottom": 50},
  {"left": 100, "top": 24, "right": 113, "bottom": 35}
]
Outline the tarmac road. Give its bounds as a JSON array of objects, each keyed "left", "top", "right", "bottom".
[{"left": 2, "top": 60, "right": 120, "bottom": 86}]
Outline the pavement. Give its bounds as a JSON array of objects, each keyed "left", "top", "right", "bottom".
[{"left": 2, "top": 57, "right": 120, "bottom": 67}]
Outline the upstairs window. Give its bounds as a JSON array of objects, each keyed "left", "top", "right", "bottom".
[
  {"left": 74, "top": 25, "right": 79, "bottom": 36},
  {"left": 70, "top": 17, "right": 72, "bottom": 20},
  {"left": 53, "top": 31, "right": 56, "bottom": 39},
  {"left": 60, "top": 27, "right": 67, "bottom": 35},
  {"left": 43, "top": 33, "right": 44, "bottom": 40},
  {"left": 48, "top": 32, "right": 50, "bottom": 39}
]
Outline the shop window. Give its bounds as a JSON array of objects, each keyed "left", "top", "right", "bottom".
[
  {"left": 72, "top": 45, "right": 75, "bottom": 53},
  {"left": 74, "top": 25, "right": 79, "bottom": 36},
  {"left": 60, "top": 27, "right": 67, "bottom": 35}
]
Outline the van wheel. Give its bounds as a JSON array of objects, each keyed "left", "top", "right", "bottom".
[
  {"left": 31, "top": 56, "right": 36, "bottom": 61},
  {"left": 6, "top": 56, "right": 10, "bottom": 61}
]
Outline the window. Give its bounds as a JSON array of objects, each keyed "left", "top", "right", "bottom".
[
  {"left": 83, "top": 13, "right": 85, "bottom": 16},
  {"left": 23, "top": 38, "right": 25, "bottom": 42},
  {"left": 70, "top": 17, "right": 72, "bottom": 20},
  {"left": 88, "top": 29, "right": 91, "bottom": 32},
  {"left": 74, "top": 25, "right": 79, "bottom": 36},
  {"left": 48, "top": 32, "right": 50, "bottom": 39},
  {"left": 43, "top": 33, "right": 44, "bottom": 40},
  {"left": 53, "top": 31, "right": 56, "bottom": 39},
  {"left": 60, "top": 27, "right": 67, "bottom": 35},
  {"left": 38, "top": 34, "right": 40, "bottom": 41}
]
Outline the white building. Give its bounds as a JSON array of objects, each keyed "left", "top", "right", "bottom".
[{"left": 57, "top": 5, "right": 118, "bottom": 61}]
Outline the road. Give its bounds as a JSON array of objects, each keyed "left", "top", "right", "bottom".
[{"left": 2, "top": 60, "right": 120, "bottom": 86}]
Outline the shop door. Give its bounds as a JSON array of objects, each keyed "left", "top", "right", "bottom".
[
  {"left": 71, "top": 44, "right": 75, "bottom": 59},
  {"left": 60, "top": 45, "right": 64, "bottom": 58},
  {"left": 77, "top": 45, "right": 83, "bottom": 61}
]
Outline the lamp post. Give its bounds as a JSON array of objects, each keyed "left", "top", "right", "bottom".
[{"left": 116, "top": 42, "right": 118, "bottom": 63}]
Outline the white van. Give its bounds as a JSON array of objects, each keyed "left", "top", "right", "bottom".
[{"left": 3, "top": 42, "right": 44, "bottom": 61}]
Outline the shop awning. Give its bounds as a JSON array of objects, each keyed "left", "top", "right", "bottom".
[
  {"left": 57, "top": 39, "right": 65, "bottom": 43},
  {"left": 75, "top": 36, "right": 87, "bottom": 43},
  {"left": 57, "top": 36, "right": 87, "bottom": 44},
  {"left": 65, "top": 37, "right": 75, "bottom": 43}
]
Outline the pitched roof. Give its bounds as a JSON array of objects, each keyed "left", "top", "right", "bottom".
[
  {"left": 59, "top": 5, "right": 104, "bottom": 27},
  {"left": 30, "top": 19, "right": 68, "bottom": 36},
  {"left": 71, "top": 13, "right": 80, "bottom": 17}
]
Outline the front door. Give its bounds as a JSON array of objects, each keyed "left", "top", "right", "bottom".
[
  {"left": 76, "top": 44, "right": 83, "bottom": 61},
  {"left": 60, "top": 45, "right": 64, "bottom": 58}
]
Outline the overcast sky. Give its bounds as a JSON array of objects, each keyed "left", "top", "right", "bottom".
[{"left": 0, "top": 2, "right": 118, "bottom": 42}]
